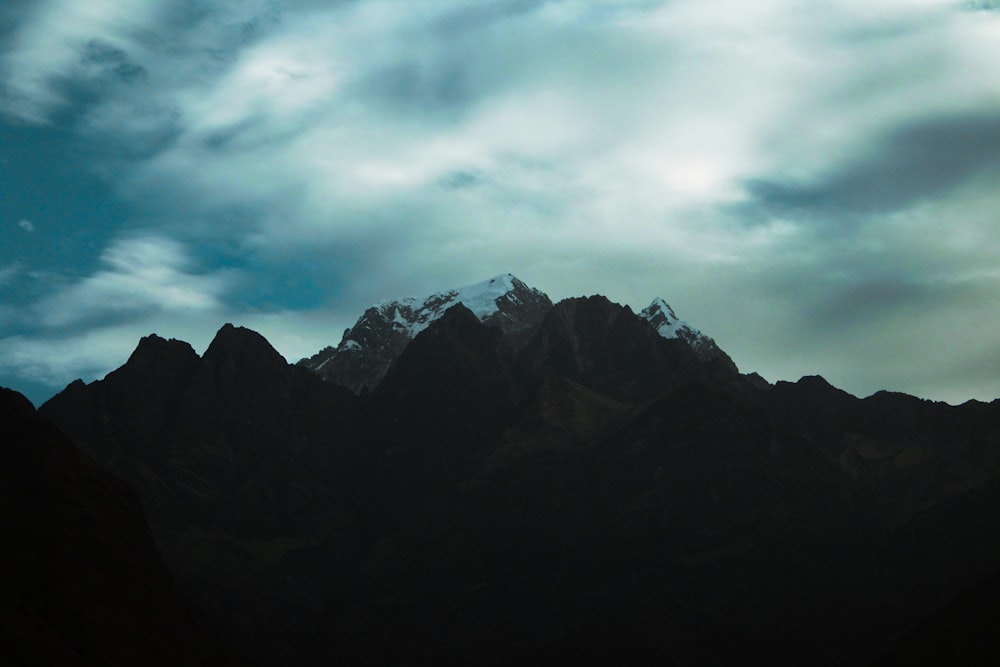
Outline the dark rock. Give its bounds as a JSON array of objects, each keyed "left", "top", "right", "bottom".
[
  {"left": 40, "top": 325, "right": 368, "bottom": 665},
  {"left": 518, "top": 295, "right": 742, "bottom": 404},
  {"left": 0, "top": 387, "right": 243, "bottom": 666}
]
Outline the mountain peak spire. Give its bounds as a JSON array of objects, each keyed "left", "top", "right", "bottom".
[{"left": 639, "top": 298, "right": 734, "bottom": 367}]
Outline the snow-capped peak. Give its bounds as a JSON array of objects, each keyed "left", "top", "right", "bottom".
[
  {"left": 373, "top": 273, "right": 531, "bottom": 339},
  {"left": 640, "top": 298, "right": 689, "bottom": 339},
  {"left": 299, "top": 274, "right": 553, "bottom": 393},
  {"left": 639, "top": 298, "right": 732, "bottom": 367}
]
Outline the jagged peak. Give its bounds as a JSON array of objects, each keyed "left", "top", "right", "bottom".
[
  {"left": 300, "top": 274, "right": 552, "bottom": 394},
  {"left": 552, "top": 294, "right": 618, "bottom": 310},
  {"left": 128, "top": 333, "right": 197, "bottom": 359},
  {"left": 363, "top": 274, "right": 550, "bottom": 339},
  {"left": 203, "top": 323, "right": 287, "bottom": 365},
  {"left": 122, "top": 334, "right": 200, "bottom": 375},
  {"left": 639, "top": 298, "right": 692, "bottom": 339},
  {"left": 1, "top": 386, "right": 37, "bottom": 418},
  {"left": 376, "top": 273, "right": 537, "bottom": 313},
  {"left": 644, "top": 297, "right": 679, "bottom": 322},
  {"left": 637, "top": 297, "right": 736, "bottom": 369}
]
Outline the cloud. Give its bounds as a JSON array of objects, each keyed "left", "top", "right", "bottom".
[
  {"left": 32, "top": 234, "right": 235, "bottom": 330},
  {"left": 3, "top": 0, "right": 1000, "bottom": 404},
  {"left": 0, "top": 0, "right": 159, "bottom": 122},
  {"left": 741, "top": 112, "right": 1000, "bottom": 224},
  {"left": 17, "top": 219, "right": 34, "bottom": 232}
]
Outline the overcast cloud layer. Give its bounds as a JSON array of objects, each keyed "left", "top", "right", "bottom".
[{"left": 3, "top": 0, "right": 1000, "bottom": 405}]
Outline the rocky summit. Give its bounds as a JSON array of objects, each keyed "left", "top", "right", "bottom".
[
  {"left": 296, "top": 273, "right": 734, "bottom": 395},
  {"left": 298, "top": 273, "right": 553, "bottom": 393},
  {"left": 639, "top": 296, "right": 737, "bottom": 368},
  {"left": 5, "top": 277, "right": 1000, "bottom": 666}
]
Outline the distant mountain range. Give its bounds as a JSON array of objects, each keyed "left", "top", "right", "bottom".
[
  {"left": 297, "top": 273, "right": 735, "bottom": 393},
  {"left": 4, "top": 274, "right": 1000, "bottom": 665}
]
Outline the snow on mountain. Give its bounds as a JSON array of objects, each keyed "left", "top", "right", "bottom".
[
  {"left": 299, "top": 274, "right": 552, "bottom": 393},
  {"left": 373, "top": 273, "right": 528, "bottom": 339},
  {"left": 300, "top": 275, "right": 737, "bottom": 394},
  {"left": 639, "top": 298, "right": 731, "bottom": 364}
]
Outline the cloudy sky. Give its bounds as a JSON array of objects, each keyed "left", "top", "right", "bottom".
[{"left": 2, "top": 0, "right": 1000, "bottom": 405}]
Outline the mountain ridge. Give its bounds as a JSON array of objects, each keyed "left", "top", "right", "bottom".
[
  {"left": 297, "top": 274, "right": 731, "bottom": 395},
  {"left": 21, "top": 278, "right": 1000, "bottom": 665}
]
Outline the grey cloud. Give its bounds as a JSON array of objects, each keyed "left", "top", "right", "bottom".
[
  {"left": 358, "top": 60, "right": 473, "bottom": 118},
  {"left": 81, "top": 40, "right": 148, "bottom": 84},
  {"left": 803, "top": 275, "right": 963, "bottom": 334},
  {"left": 429, "top": 0, "right": 550, "bottom": 35},
  {"left": 963, "top": 1, "right": 1000, "bottom": 11},
  {"left": 145, "top": 0, "right": 282, "bottom": 47},
  {"left": 0, "top": 2, "right": 33, "bottom": 42},
  {"left": 439, "top": 170, "right": 486, "bottom": 190},
  {"left": 743, "top": 112, "right": 1000, "bottom": 222}
]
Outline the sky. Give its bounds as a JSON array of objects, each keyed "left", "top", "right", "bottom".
[{"left": 2, "top": 0, "right": 1000, "bottom": 406}]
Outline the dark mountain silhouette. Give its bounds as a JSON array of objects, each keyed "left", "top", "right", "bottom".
[
  {"left": 0, "top": 388, "right": 243, "bottom": 666},
  {"left": 39, "top": 325, "right": 368, "bottom": 664},
  {"left": 518, "top": 295, "right": 745, "bottom": 402},
  {"left": 875, "top": 567, "right": 1000, "bottom": 665},
  {"left": 19, "top": 282, "right": 1000, "bottom": 665}
]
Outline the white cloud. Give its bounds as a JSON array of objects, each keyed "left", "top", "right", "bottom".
[
  {"left": 17, "top": 219, "right": 35, "bottom": 232},
  {"left": 0, "top": 0, "right": 160, "bottom": 122},
  {"left": 34, "top": 235, "right": 235, "bottom": 329}
]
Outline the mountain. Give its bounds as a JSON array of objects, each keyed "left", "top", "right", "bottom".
[
  {"left": 39, "top": 325, "right": 367, "bottom": 665},
  {"left": 875, "top": 567, "right": 1000, "bottom": 665},
  {"left": 519, "top": 295, "right": 744, "bottom": 403},
  {"left": 28, "top": 279, "right": 1000, "bottom": 665},
  {"left": 0, "top": 388, "right": 243, "bottom": 666},
  {"left": 639, "top": 296, "right": 737, "bottom": 368},
  {"left": 298, "top": 273, "right": 552, "bottom": 394},
  {"left": 298, "top": 274, "right": 740, "bottom": 398}
]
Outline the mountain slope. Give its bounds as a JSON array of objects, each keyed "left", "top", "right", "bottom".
[
  {"left": 0, "top": 388, "right": 243, "bottom": 667},
  {"left": 39, "top": 325, "right": 368, "bottom": 665},
  {"left": 639, "top": 297, "right": 737, "bottom": 369}
]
